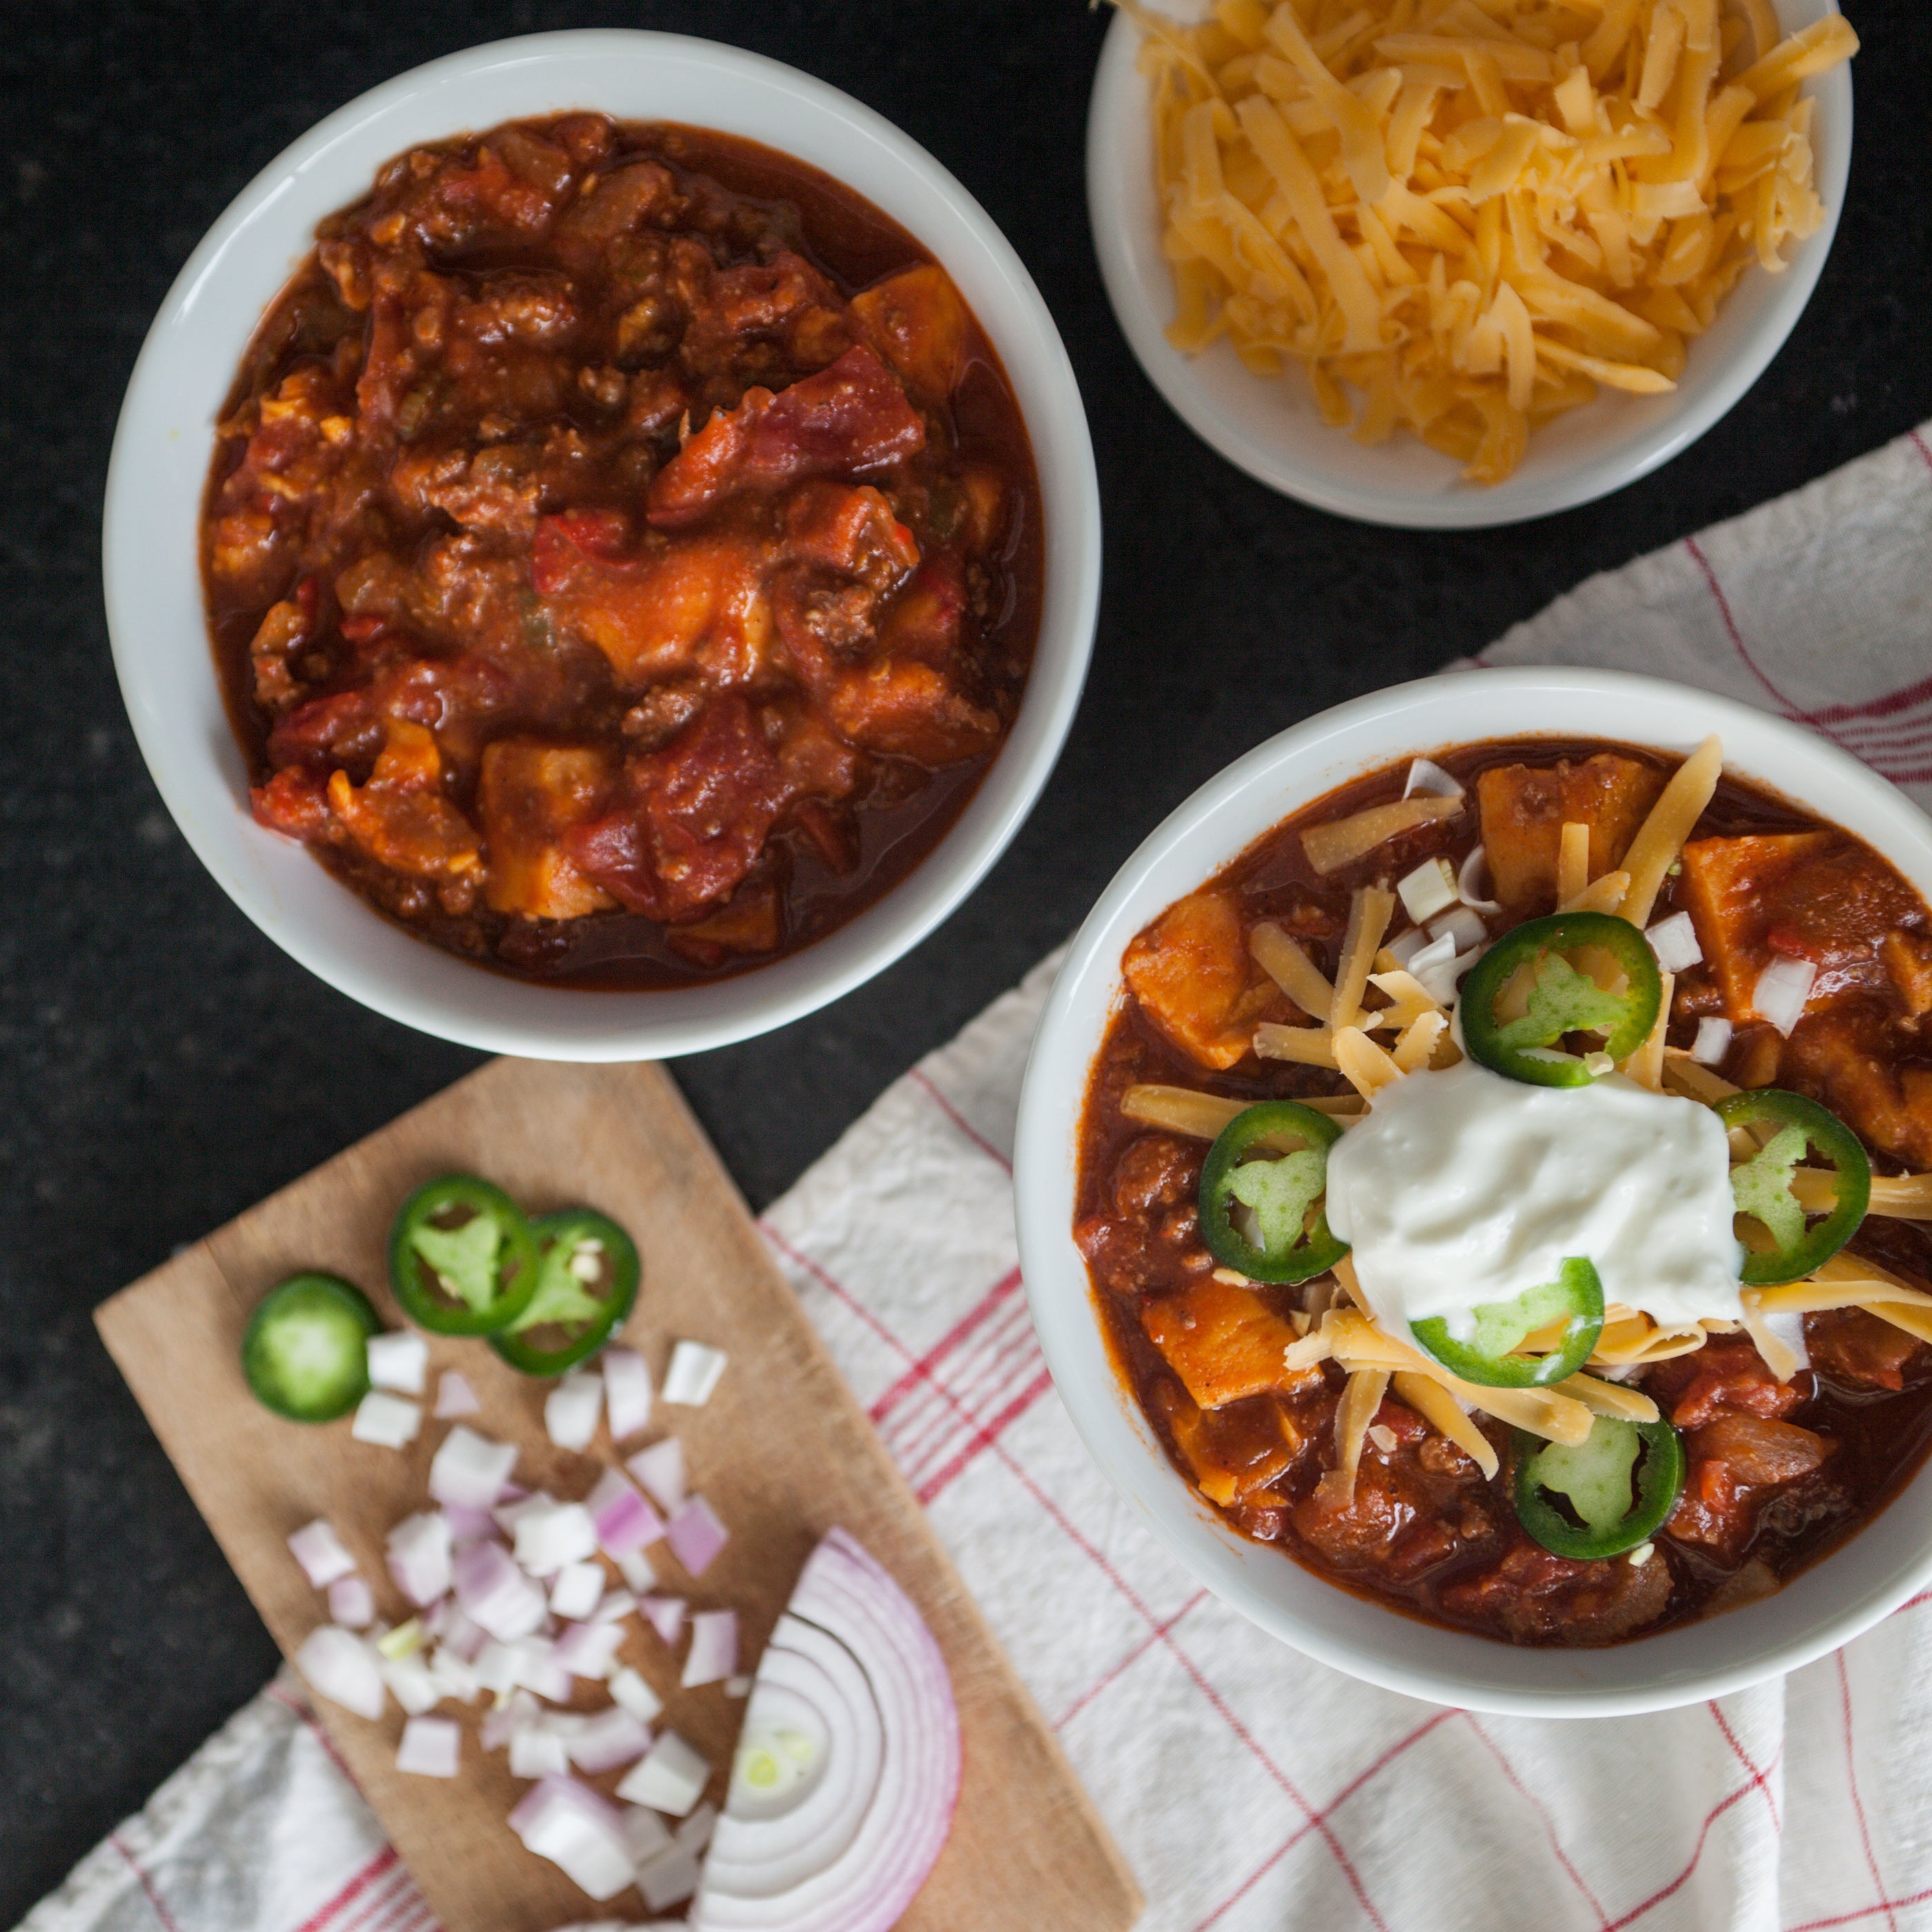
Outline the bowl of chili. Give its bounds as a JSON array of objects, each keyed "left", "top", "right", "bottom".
[
  {"left": 1015, "top": 668, "right": 1932, "bottom": 1715},
  {"left": 104, "top": 31, "right": 1099, "bottom": 1058}
]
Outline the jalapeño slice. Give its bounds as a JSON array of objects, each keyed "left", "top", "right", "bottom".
[
  {"left": 1719, "top": 1088, "right": 1871, "bottom": 1285},
  {"left": 1515, "top": 1414, "right": 1685, "bottom": 1560},
  {"left": 1410, "top": 1256, "right": 1606, "bottom": 1388},
  {"left": 1460, "top": 912, "right": 1662, "bottom": 1087},
  {"left": 1198, "top": 1101, "right": 1349, "bottom": 1285},
  {"left": 491, "top": 1209, "right": 642, "bottom": 1377},
  {"left": 389, "top": 1174, "right": 540, "bottom": 1336},
  {"left": 242, "top": 1272, "right": 381, "bottom": 1422}
]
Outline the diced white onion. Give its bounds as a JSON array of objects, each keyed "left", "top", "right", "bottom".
[
  {"left": 509, "top": 1775, "right": 637, "bottom": 1900},
  {"left": 396, "top": 1715, "right": 460, "bottom": 1777},
  {"left": 379, "top": 1653, "right": 440, "bottom": 1716},
  {"left": 481, "top": 1688, "right": 539, "bottom": 1753},
  {"left": 622, "top": 1803, "right": 675, "bottom": 1865},
  {"left": 433, "top": 1370, "right": 481, "bottom": 1419},
  {"left": 724, "top": 1675, "right": 752, "bottom": 1698},
  {"left": 602, "top": 1347, "right": 653, "bottom": 1443},
  {"left": 425, "top": 1645, "right": 480, "bottom": 1704},
  {"left": 328, "top": 1575, "right": 375, "bottom": 1629},
  {"left": 385, "top": 1510, "right": 453, "bottom": 1608},
  {"left": 682, "top": 1610, "right": 738, "bottom": 1688},
  {"left": 288, "top": 1519, "right": 357, "bottom": 1590},
  {"left": 295, "top": 1625, "right": 386, "bottom": 1720},
  {"left": 1753, "top": 956, "right": 1817, "bottom": 1037},
  {"left": 1762, "top": 1308, "right": 1811, "bottom": 1372},
  {"left": 627, "top": 1439, "right": 687, "bottom": 1513},
  {"left": 545, "top": 1372, "right": 604, "bottom": 1452},
  {"left": 639, "top": 1844, "right": 702, "bottom": 1913},
  {"left": 615, "top": 1547, "right": 660, "bottom": 1595},
  {"left": 662, "top": 1341, "right": 728, "bottom": 1407},
  {"left": 1385, "top": 925, "right": 1430, "bottom": 968},
  {"left": 1428, "top": 905, "right": 1490, "bottom": 955},
  {"left": 567, "top": 1705, "right": 653, "bottom": 1775},
  {"left": 1403, "top": 757, "right": 1464, "bottom": 801},
  {"left": 473, "top": 1641, "right": 522, "bottom": 1698},
  {"left": 1691, "top": 1016, "right": 1733, "bottom": 1065},
  {"left": 549, "top": 1560, "right": 606, "bottom": 1621},
  {"left": 509, "top": 1635, "right": 573, "bottom": 1702},
  {"left": 349, "top": 1390, "right": 422, "bottom": 1449},
  {"left": 1645, "top": 911, "right": 1704, "bottom": 973},
  {"left": 1396, "top": 858, "right": 1459, "bottom": 925},
  {"left": 366, "top": 1330, "right": 428, "bottom": 1396},
  {"left": 513, "top": 1500, "right": 598, "bottom": 1577},
  {"left": 610, "top": 1666, "right": 665, "bottom": 1726},
  {"left": 618, "top": 1729, "right": 712, "bottom": 1817},
  {"left": 1457, "top": 844, "right": 1502, "bottom": 916},
  {"left": 429, "top": 1426, "right": 519, "bottom": 1511},
  {"left": 511, "top": 1724, "right": 572, "bottom": 1780},
  {"left": 591, "top": 1588, "right": 638, "bottom": 1626},
  {"left": 678, "top": 1802, "right": 718, "bottom": 1855}
]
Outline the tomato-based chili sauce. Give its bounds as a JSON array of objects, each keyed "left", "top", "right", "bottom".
[
  {"left": 1076, "top": 738, "right": 1932, "bottom": 1645},
  {"left": 202, "top": 116, "right": 1043, "bottom": 987}
]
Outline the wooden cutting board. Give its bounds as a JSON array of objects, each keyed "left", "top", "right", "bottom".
[{"left": 97, "top": 1058, "right": 1141, "bottom": 1932}]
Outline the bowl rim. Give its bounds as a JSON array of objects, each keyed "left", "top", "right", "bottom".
[
  {"left": 102, "top": 28, "right": 1100, "bottom": 1061},
  {"left": 1083, "top": 1, "right": 1854, "bottom": 530},
  {"left": 1013, "top": 667, "right": 1932, "bottom": 1715}
]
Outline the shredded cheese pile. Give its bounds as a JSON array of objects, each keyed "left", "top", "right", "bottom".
[{"left": 1130, "top": 0, "right": 1858, "bottom": 482}]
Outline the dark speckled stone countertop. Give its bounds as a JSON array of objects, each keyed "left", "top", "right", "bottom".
[{"left": 1, "top": 0, "right": 1927, "bottom": 1914}]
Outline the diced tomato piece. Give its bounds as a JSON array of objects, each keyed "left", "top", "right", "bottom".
[
  {"left": 476, "top": 740, "right": 616, "bottom": 920},
  {"left": 250, "top": 767, "right": 331, "bottom": 840},
  {"left": 825, "top": 658, "right": 1000, "bottom": 767},
  {"left": 267, "top": 688, "right": 377, "bottom": 769},
  {"left": 1808, "top": 1307, "right": 1923, "bottom": 1392},
  {"left": 1141, "top": 1275, "right": 1314, "bottom": 1411},
  {"left": 1123, "top": 891, "right": 1275, "bottom": 1070},
  {"left": 1648, "top": 1335, "right": 1806, "bottom": 1430},
  {"left": 646, "top": 345, "right": 925, "bottom": 529},
  {"left": 1474, "top": 753, "right": 1666, "bottom": 914},
  {"left": 566, "top": 696, "right": 787, "bottom": 923}
]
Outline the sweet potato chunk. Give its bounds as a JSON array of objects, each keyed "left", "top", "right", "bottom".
[
  {"left": 477, "top": 740, "right": 615, "bottom": 920},
  {"left": 326, "top": 721, "right": 482, "bottom": 880},
  {"left": 1141, "top": 1275, "right": 1314, "bottom": 1410},
  {"left": 1784, "top": 1007, "right": 1932, "bottom": 1167},
  {"left": 851, "top": 265, "right": 969, "bottom": 404},
  {"left": 1475, "top": 754, "right": 1665, "bottom": 914},
  {"left": 1154, "top": 1383, "right": 1297, "bottom": 1506},
  {"left": 1123, "top": 891, "right": 1273, "bottom": 1070},
  {"left": 1680, "top": 833, "right": 1924, "bottom": 1024}
]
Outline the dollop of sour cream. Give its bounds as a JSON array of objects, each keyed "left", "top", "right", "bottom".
[{"left": 1325, "top": 1058, "right": 1744, "bottom": 1342}]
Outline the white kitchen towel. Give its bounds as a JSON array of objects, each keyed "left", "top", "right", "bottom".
[{"left": 21, "top": 419, "right": 1932, "bottom": 1932}]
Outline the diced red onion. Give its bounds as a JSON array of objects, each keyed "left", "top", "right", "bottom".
[
  {"left": 288, "top": 1519, "right": 357, "bottom": 1590},
  {"left": 614, "top": 1547, "right": 659, "bottom": 1594},
  {"left": 1406, "top": 930, "right": 1465, "bottom": 1005},
  {"left": 545, "top": 1372, "right": 604, "bottom": 1452},
  {"left": 328, "top": 1575, "right": 375, "bottom": 1629},
  {"left": 682, "top": 1610, "right": 738, "bottom": 1689},
  {"left": 433, "top": 1602, "right": 486, "bottom": 1664},
  {"left": 1644, "top": 910, "right": 1703, "bottom": 973},
  {"left": 591, "top": 1588, "right": 638, "bottom": 1626},
  {"left": 622, "top": 1803, "right": 674, "bottom": 1865},
  {"left": 1428, "top": 905, "right": 1489, "bottom": 956},
  {"left": 511, "top": 1635, "right": 575, "bottom": 1703},
  {"left": 549, "top": 1559, "right": 606, "bottom": 1621},
  {"left": 514, "top": 1500, "right": 599, "bottom": 1577},
  {"left": 474, "top": 1642, "right": 521, "bottom": 1698},
  {"left": 1753, "top": 956, "right": 1817, "bottom": 1036},
  {"left": 586, "top": 1467, "right": 664, "bottom": 1559},
  {"left": 431, "top": 1426, "right": 519, "bottom": 1512},
  {"left": 553, "top": 1619, "right": 626, "bottom": 1680},
  {"left": 1456, "top": 844, "right": 1501, "bottom": 916},
  {"left": 640, "top": 1844, "right": 702, "bottom": 1913},
  {"left": 366, "top": 1330, "right": 428, "bottom": 1396},
  {"left": 679, "top": 1802, "right": 718, "bottom": 1855},
  {"left": 609, "top": 1666, "right": 664, "bottom": 1726},
  {"left": 511, "top": 1725, "right": 573, "bottom": 1780},
  {"left": 616, "top": 1728, "right": 711, "bottom": 1817},
  {"left": 1692, "top": 1016, "right": 1733, "bottom": 1065},
  {"left": 627, "top": 1439, "right": 687, "bottom": 1512},
  {"left": 602, "top": 1347, "right": 653, "bottom": 1443},
  {"left": 438, "top": 1503, "right": 499, "bottom": 1548},
  {"left": 433, "top": 1369, "right": 482, "bottom": 1419},
  {"left": 1386, "top": 925, "right": 1430, "bottom": 968},
  {"left": 667, "top": 1497, "right": 729, "bottom": 1577},
  {"left": 351, "top": 1390, "right": 422, "bottom": 1448},
  {"left": 385, "top": 1510, "right": 453, "bottom": 1608},
  {"left": 426, "top": 1645, "right": 480, "bottom": 1704},
  {"left": 380, "top": 1653, "right": 440, "bottom": 1716},
  {"left": 662, "top": 1341, "right": 727, "bottom": 1407},
  {"left": 640, "top": 1596, "right": 687, "bottom": 1646},
  {"left": 567, "top": 1704, "right": 653, "bottom": 1774},
  {"left": 1396, "top": 858, "right": 1458, "bottom": 925},
  {"left": 691, "top": 1528, "right": 960, "bottom": 1932},
  {"left": 726, "top": 1675, "right": 752, "bottom": 1698},
  {"left": 295, "top": 1625, "right": 386, "bottom": 1721},
  {"left": 1402, "top": 756, "right": 1463, "bottom": 801},
  {"left": 509, "top": 1775, "right": 637, "bottom": 1902},
  {"left": 453, "top": 1538, "right": 547, "bottom": 1643},
  {"left": 396, "top": 1715, "right": 460, "bottom": 1778},
  {"left": 482, "top": 1687, "right": 539, "bottom": 1753}
]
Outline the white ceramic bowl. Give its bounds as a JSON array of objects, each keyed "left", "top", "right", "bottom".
[
  {"left": 103, "top": 30, "right": 1099, "bottom": 1060},
  {"left": 1015, "top": 669, "right": 1932, "bottom": 1715},
  {"left": 1086, "top": 1, "right": 1853, "bottom": 528}
]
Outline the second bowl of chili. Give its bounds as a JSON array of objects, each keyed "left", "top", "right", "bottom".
[{"left": 105, "top": 30, "right": 1099, "bottom": 1058}]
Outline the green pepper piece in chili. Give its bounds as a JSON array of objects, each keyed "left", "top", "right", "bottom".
[
  {"left": 1460, "top": 912, "right": 1662, "bottom": 1088},
  {"left": 389, "top": 1174, "right": 540, "bottom": 1336},
  {"left": 1197, "top": 1101, "right": 1349, "bottom": 1285},
  {"left": 1515, "top": 1414, "right": 1685, "bottom": 1560},
  {"left": 1718, "top": 1088, "right": 1871, "bottom": 1285},
  {"left": 491, "top": 1209, "right": 642, "bottom": 1377},
  {"left": 241, "top": 1272, "right": 381, "bottom": 1423},
  {"left": 1410, "top": 1256, "right": 1606, "bottom": 1388}
]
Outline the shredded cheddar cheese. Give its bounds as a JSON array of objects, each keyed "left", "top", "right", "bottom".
[{"left": 1126, "top": 0, "right": 1856, "bottom": 482}]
